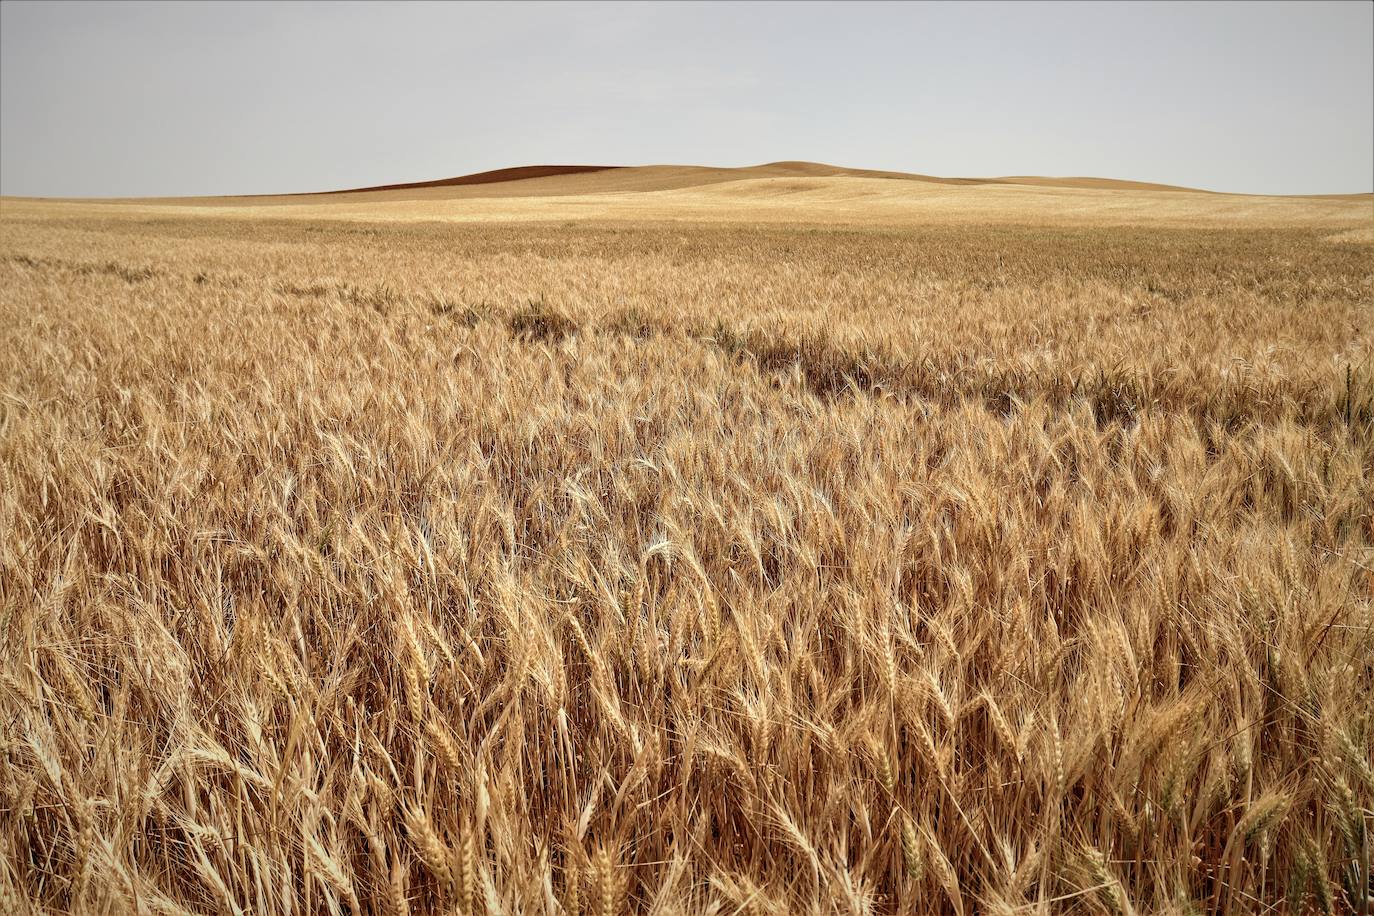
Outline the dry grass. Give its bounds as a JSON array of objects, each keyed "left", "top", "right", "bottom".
[{"left": 1, "top": 199, "right": 1372, "bottom": 914}]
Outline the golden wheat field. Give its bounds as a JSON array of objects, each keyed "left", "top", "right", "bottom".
[{"left": 2, "top": 168, "right": 1373, "bottom": 915}]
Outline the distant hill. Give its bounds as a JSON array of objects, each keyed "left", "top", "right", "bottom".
[
  {"left": 290, "top": 161, "right": 1368, "bottom": 200},
  {"left": 6, "top": 160, "right": 1368, "bottom": 229}
]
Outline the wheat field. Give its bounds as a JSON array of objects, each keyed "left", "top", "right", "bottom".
[{"left": 2, "top": 172, "right": 1372, "bottom": 914}]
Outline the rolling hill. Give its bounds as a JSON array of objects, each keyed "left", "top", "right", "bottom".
[{"left": 3, "top": 161, "right": 1370, "bottom": 229}]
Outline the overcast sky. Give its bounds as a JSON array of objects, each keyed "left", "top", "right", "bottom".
[{"left": 1, "top": 1, "right": 1370, "bottom": 197}]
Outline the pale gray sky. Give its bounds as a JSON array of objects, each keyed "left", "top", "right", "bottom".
[{"left": 1, "top": 0, "right": 1370, "bottom": 197}]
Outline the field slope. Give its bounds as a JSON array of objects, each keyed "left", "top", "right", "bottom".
[{"left": 5, "top": 160, "right": 1371, "bottom": 227}]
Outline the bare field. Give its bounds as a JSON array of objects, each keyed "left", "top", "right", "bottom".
[{"left": 2, "top": 179, "right": 1373, "bottom": 914}]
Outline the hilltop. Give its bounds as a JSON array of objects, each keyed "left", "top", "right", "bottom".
[{"left": 3, "top": 161, "right": 1370, "bottom": 229}]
